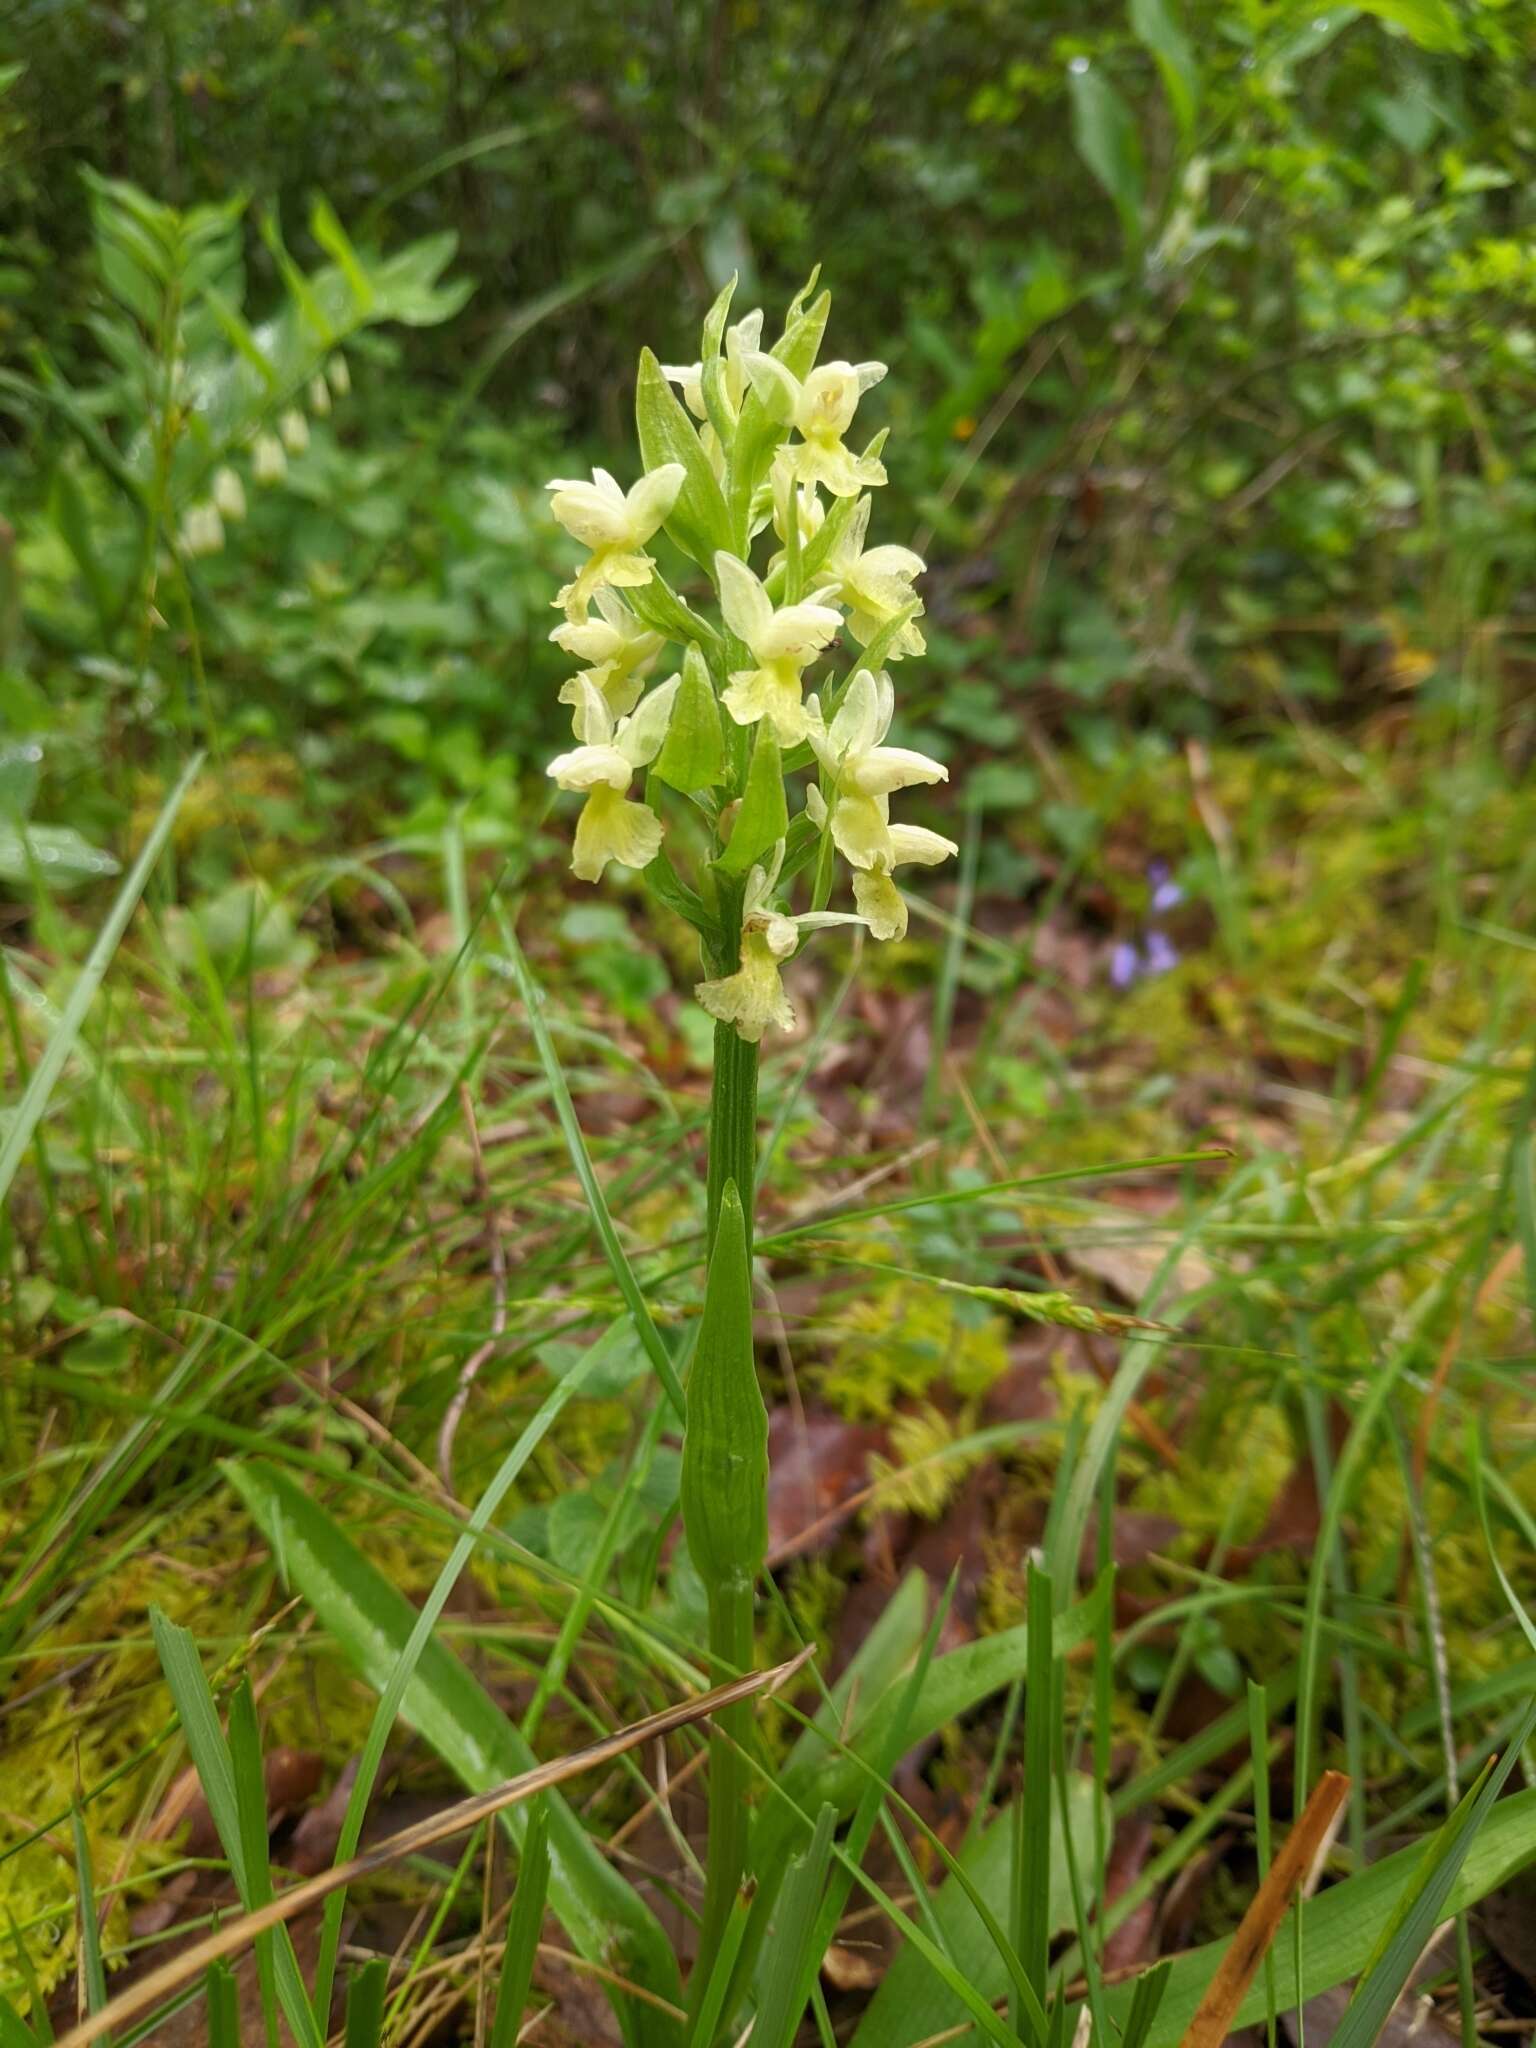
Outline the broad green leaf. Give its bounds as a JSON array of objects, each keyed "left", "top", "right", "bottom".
[
  {"left": 635, "top": 347, "right": 732, "bottom": 570},
  {"left": 680, "top": 1181, "right": 767, "bottom": 1594},
  {"left": 1351, "top": 0, "right": 1467, "bottom": 51},
  {"left": 0, "top": 824, "right": 121, "bottom": 890},
  {"left": 1068, "top": 62, "right": 1145, "bottom": 256},
  {"left": 718, "top": 722, "right": 787, "bottom": 877},
  {"left": 1129, "top": 0, "right": 1200, "bottom": 150},
  {"left": 1100, "top": 1784, "right": 1536, "bottom": 2048},
  {"left": 223, "top": 1461, "right": 684, "bottom": 2048},
  {"left": 1331, "top": 1709, "right": 1536, "bottom": 2048},
  {"left": 850, "top": 1776, "right": 1102, "bottom": 2047},
  {"left": 654, "top": 644, "right": 725, "bottom": 792}
]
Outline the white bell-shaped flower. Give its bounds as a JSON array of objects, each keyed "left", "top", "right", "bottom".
[
  {"left": 551, "top": 589, "right": 666, "bottom": 720},
  {"left": 280, "top": 408, "right": 310, "bottom": 455},
  {"left": 745, "top": 354, "right": 887, "bottom": 497},
  {"left": 252, "top": 433, "right": 287, "bottom": 484},
  {"left": 808, "top": 668, "right": 948, "bottom": 871},
  {"left": 546, "top": 672, "right": 680, "bottom": 882},
  {"left": 547, "top": 464, "right": 686, "bottom": 621},
  {"left": 716, "top": 551, "right": 842, "bottom": 746},
  {"left": 180, "top": 501, "right": 225, "bottom": 558},
  {"left": 212, "top": 466, "right": 247, "bottom": 522}
]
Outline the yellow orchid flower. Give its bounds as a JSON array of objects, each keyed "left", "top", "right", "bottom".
[
  {"left": 695, "top": 847, "right": 867, "bottom": 1042},
  {"left": 745, "top": 354, "right": 887, "bottom": 497},
  {"left": 715, "top": 550, "right": 842, "bottom": 746},
  {"left": 551, "top": 588, "right": 667, "bottom": 720},
  {"left": 851, "top": 824, "right": 959, "bottom": 941},
  {"left": 807, "top": 668, "right": 948, "bottom": 870},
  {"left": 822, "top": 496, "right": 926, "bottom": 657},
  {"left": 546, "top": 463, "right": 685, "bottom": 621},
  {"left": 546, "top": 673, "right": 680, "bottom": 882}
]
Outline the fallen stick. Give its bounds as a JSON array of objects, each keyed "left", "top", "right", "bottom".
[{"left": 1179, "top": 1768, "right": 1351, "bottom": 2048}]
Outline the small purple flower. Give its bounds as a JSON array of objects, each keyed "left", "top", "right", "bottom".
[
  {"left": 1148, "top": 861, "right": 1183, "bottom": 915},
  {"left": 1110, "top": 941, "right": 1141, "bottom": 989},
  {"left": 1110, "top": 861, "right": 1184, "bottom": 988},
  {"left": 1143, "top": 929, "right": 1180, "bottom": 976}
]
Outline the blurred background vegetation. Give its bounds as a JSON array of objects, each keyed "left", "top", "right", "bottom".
[{"left": 6, "top": 0, "right": 1535, "bottom": 860}]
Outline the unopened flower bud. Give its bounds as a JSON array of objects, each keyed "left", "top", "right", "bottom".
[
  {"left": 212, "top": 466, "right": 247, "bottom": 521},
  {"left": 280, "top": 408, "right": 310, "bottom": 455},
  {"left": 181, "top": 501, "right": 225, "bottom": 558},
  {"left": 252, "top": 433, "right": 287, "bottom": 483},
  {"left": 326, "top": 352, "right": 350, "bottom": 397},
  {"left": 308, "top": 374, "right": 331, "bottom": 418}
]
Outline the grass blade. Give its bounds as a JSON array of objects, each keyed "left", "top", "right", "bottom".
[
  {"left": 489, "top": 1796, "right": 550, "bottom": 2048},
  {"left": 68, "top": 1812, "right": 108, "bottom": 2047},
  {"left": 148, "top": 1612, "right": 322, "bottom": 2048},
  {"left": 50, "top": 1655, "right": 799, "bottom": 2048},
  {"left": 204, "top": 1964, "right": 239, "bottom": 2048},
  {"left": 0, "top": 751, "right": 202, "bottom": 1209},
  {"left": 307, "top": 1326, "right": 622, "bottom": 2023},
  {"left": 500, "top": 922, "right": 686, "bottom": 1421},
  {"left": 343, "top": 1959, "right": 389, "bottom": 2048}
]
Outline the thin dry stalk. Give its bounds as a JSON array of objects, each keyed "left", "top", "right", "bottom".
[{"left": 51, "top": 1648, "right": 811, "bottom": 2048}]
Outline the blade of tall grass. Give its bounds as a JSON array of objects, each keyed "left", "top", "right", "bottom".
[
  {"left": 0, "top": 751, "right": 202, "bottom": 1209},
  {"left": 68, "top": 1813, "right": 108, "bottom": 2048},
  {"left": 1013, "top": 1561, "right": 1055, "bottom": 2030},
  {"left": 304, "top": 1325, "right": 621, "bottom": 2025},
  {"left": 500, "top": 922, "right": 686, "bottom": 1421},
  {"left": 148, "top": 1612, "right": 322, "bottom": 2048},
  {"left": 342, "top": 1959, "right": 389, "bottom": 2048},
  {"left": 488, "top": 1796, "right": 549, "bottom": 2048}
]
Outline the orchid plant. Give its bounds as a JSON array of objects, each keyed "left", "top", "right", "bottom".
[
  {"left": 544, "top": 272, "right": 956, "bottom": 1058},
  {"left": 540, "top": 273, "right": 959, "bottom": 2031}
]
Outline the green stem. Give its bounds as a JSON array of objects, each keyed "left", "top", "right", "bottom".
[
  {"left": 690, "top": 1576, "right": 755, "bottom": 2022},
  {"left": 706, "top": 1021, "right": 759, "bottom": 1259},
  {"left": 689, "top": 918, "right": 761, "bottom": 2032}
]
